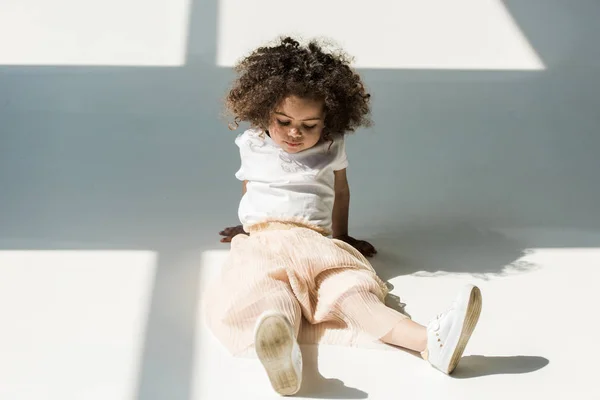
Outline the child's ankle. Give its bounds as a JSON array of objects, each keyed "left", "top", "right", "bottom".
[{"left": 420, "top": 338, "right": 429, "bottom": 360}]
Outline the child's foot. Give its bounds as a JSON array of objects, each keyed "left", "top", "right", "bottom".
[
  {"left": 254, "top": 311, "right": 302, "bottom": 396},
  {"left": 422, "top": 285, "right": 482, "bottom": 375}
]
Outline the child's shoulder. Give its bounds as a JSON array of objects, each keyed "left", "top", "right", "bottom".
[
  {"left": 235, "top": 128, "right": 265, "bottom": 147},
  {"left": 326, "top": 134, "right": 347, "bottom": 153},
  {"left": 331, "top": 134, "right": 346, "bottom": 145}
]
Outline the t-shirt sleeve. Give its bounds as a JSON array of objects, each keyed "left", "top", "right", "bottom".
[
  {"left": 234, "top": 132, "right": 248, "bottom": 181},
  {"left": 332, "top": 136, "right": 349, "bottom": 171}
]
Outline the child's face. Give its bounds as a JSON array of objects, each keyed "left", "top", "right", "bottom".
[{"left": 268, "top": 96, "right": 325, "bottom": 154}]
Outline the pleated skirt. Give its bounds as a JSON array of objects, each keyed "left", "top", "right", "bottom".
[{"left": 203, "top": 221, "right": 407, "bottom": 355}]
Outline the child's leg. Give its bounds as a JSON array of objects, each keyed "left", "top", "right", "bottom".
[
  {"left": 340, "top": 291, "right": 427, "bottom": 352},
  {"left": 315, "top": 268, "right": 426, "bottom": 350},
  {"left": 253, "top": 283, "right": 303, "bottom": 337},
  {"left": 253, "top": 285, "right": 304, "bottom": 396},
  {"left": 205, "top": 277, "right": 303, "bottom": 355},
  {"left": 255, "top": 310, "right": 303, "bottom": 396},
  {"left": 335, "top": 281, "right": 482, "bottom": 375},
  {"left": 380, "top": 314, "right": 427, "bottom": 352},
  {"left": 315, "top": 268, "right": 481, "bottom": 375}
]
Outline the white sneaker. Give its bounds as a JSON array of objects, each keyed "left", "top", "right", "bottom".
[
  {"left": 423, "top": 285, "right": 482, "bottom": 375},
  {"left": 254, "top": 311, "right": 303, "bottom": 396}
]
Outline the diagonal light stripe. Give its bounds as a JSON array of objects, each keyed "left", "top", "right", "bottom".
[{"left": 216, "top": 0, "right": 545, "bottom": 70}]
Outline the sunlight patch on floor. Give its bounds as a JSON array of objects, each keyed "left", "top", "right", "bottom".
[{"left": 0, "top": 251, "right": 157, "bottom": 400}]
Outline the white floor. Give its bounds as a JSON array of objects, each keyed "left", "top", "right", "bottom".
[
  {"left": 1, "top": 230, "right": 599, "bottom": 400},
  {"left": 193, "top": 246, "right": 599, "bottom": 400}
]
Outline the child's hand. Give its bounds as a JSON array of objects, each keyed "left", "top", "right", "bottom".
[
  {"left": 335, "top": 235, "right": 377, "bottom": 258},
  {"left": 219, "top": 225, "right": 247, "bottom": 243}
]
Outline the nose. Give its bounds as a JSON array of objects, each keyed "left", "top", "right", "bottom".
[{"left": 289, "top": 127, "right": 301, "bottom": 138}]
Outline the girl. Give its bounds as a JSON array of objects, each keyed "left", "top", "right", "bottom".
[{"left": 205, "top": 37, "right": 482, "bottom": 396}]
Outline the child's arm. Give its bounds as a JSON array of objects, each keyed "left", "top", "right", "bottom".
[
  {"left": 219, "top": 180, "right": 249, "bottom": 243},
  {"left": 332, "top": 169, "right": 377, "bottom": 257},
  {"left": 332, "top": 169, "right": 350, "bottom": 238}
]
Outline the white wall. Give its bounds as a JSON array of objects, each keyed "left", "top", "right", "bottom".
[{"left": 1, "top": 0, "right": 599, "bottom": 247}]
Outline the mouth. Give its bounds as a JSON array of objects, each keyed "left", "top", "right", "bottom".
[{"left": 285, "top": 141, "right": 302, "bottom": 148}]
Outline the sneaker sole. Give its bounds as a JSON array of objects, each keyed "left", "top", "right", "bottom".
[
  {"left": 447, "top": 285, "right": 482, "bottom": 374},
  {"left": 255, "top": 315, "right": 301, "bottom": 396}
]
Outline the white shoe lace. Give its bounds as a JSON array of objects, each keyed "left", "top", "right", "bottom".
[{"left": 430, "top": 304, "right": 456, "bottom": 332}]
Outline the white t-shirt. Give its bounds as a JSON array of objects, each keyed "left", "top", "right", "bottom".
[{"left": 235, "top": 128, "right": 348, "bottom": 235}]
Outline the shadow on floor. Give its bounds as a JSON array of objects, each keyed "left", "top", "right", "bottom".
[
  {"left": 452, "top": 355, "right": 550, "bottom": 379},
  {"left": 297, "top": 346, "right": 368, "bottom": 399},
  {"left": 368, "top": 224, "right": 535, "bottom": 284},
  {"left": 134, "top": 246, "right": 203, "bottom": 400},
  {"left": 297, "top": 349, "right": 550, "bottom": 397}
]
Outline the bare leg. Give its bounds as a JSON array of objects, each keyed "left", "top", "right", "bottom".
[
  {"left": 381, "top": 319, "right": 427, "bottom": 352},
  {"left": 315, "top": 269, "right": 429, "bottom": 354},
  {"left": 333, "top": 289, "right": 428, "bottom": 353}
]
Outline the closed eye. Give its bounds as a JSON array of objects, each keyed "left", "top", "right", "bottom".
[
  {"left": 276, "top": 119, "right": 291, "bottom": 126},
  {"left": 303, "top": 124, "right": 317, "bottom": 130}
]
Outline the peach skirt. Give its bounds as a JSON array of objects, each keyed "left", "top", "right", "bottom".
[{"left": 203, "top": 221, "right": 407, "bottom": 355}]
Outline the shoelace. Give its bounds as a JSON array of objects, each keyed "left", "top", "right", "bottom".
[{"left": 430, "top": 304, "right": 456, "bottom": 331}]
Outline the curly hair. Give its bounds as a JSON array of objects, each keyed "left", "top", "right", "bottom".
[{"left": 225, "top": 37, "right": 372, "bottom": 139}]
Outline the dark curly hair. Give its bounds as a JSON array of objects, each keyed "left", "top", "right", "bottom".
[{"left": 225, "top": 37, "right": 372, "bottom": 139}]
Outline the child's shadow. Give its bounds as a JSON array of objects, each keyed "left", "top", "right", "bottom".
[
  {"left": 369, "top": 224, "right": 537, "bottom": 283},
  {"left": 297, "top": 345, "right": 368, "bottom": 399}
]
